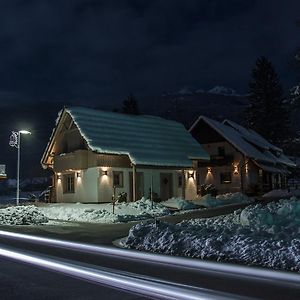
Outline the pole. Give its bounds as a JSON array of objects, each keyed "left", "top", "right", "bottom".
[
  {"left": 16, "top": 132, "right": 21, "bottom": 206},
  {"left": 132, "top": 164, "right": 137, "bottom": 202},
  {"left": 151, "top": 170, "right": 153, "bottom": 209}
]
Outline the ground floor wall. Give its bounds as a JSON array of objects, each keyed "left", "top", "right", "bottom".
[{"left": 55, "top": 166, "right": 198, "bottom": 203}]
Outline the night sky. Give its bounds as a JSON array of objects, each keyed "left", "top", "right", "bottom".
[
  {"left": 0, "top": 0, "right": 300, "bottom": 179},
  {"left": 0, "top": 0, "right": 299, "bottom": 108}
]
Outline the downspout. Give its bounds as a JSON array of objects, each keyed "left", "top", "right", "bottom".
[{"left": 132, "top": 164, "right": 137, "bottom": 202}]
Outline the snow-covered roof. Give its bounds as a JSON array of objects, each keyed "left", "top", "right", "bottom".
[
  {"left": 223, "top": 119, "right": 282, "bottom": 152},
  {"left": 59, "top": 107, "right": 209, "bottom": 167},
  {"left": 189, "top": 116, "right": 296, "bottom": 168}
]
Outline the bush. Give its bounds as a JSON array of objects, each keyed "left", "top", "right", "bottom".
[{"left": 200, "top": 184, "right": 218, "bottom": 197}]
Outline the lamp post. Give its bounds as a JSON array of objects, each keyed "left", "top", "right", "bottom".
[{"left": 9, "top": 130, "right": 31, "bottom": 205}]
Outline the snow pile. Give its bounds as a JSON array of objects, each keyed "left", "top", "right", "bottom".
[
  {"left": 263, "top": 189, "right": 300, "bottom": 198},
  {"left": 39, "top": 198, "right": 170, "bottom": 224},
  {"left": 193, "top": 192, "right": 253, "bottom": 208},
  {"left": 0, "top": 205, "right": 48, "bottom": 225},
  {"left": 125, "top": 198, "right": 300, "bottom": 271},
  {"left": 162, "top": 198, "right": 197, "bottom": 210}
]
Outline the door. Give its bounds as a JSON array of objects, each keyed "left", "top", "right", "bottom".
[
  {"left": 129, "top": 172, "right": 144, "bottom": 201},
  {"left": 160, "top": 173, "right": 173, "bottom": 201}
]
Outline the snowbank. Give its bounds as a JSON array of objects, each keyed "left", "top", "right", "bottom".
[
  {"left": 39, "top": 197, "right": 170, "bottom": 224},
  {"left": 125, "top": 197, "right": 300, "bottom": 271},
  {"left": 161, "top": 198, "right": 197, "bottom": 210},
  {"left": 0, "top": 205, "right": 48, "bottom": 225},
  {"left": 192, "top": 192, "right": 253, "bottom": 208},
  {"left": 263, "top": 189, "right": 300, "bottom": 198}
]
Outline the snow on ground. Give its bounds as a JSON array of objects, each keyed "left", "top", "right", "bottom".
[
  {"left": 125, "top": 197, "right": 300, "bottom": 272},
  {"left": 0, "top": 205, "right": 48, "bottom": 225},
  {"left": 39, "top": 197, "right": 170, "bottom": 224},
  {"left": 161, "top": 198, "right": 198, "bottom": 210},
  {"left": 263, "top": 189, "right": 300, "bottom": 198},
  {"left": 192, "top": 192, "right": 253, "bottom": 208}
]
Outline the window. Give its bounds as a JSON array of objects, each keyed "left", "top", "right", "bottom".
[
  {"left": 113, "top": 171, "right": 123, "bottom": 187},
  {"left": 218, "top": 146, "right": 225, "bottom": 157},
  {"left": 220, "top": 172, "right": 231, "bottom": 184},
  {"left": 63, "top": 174, "right": 75, "bottom": 193},
  {"left": 178, "top": 174, "right": 183, "bottom": 187}
]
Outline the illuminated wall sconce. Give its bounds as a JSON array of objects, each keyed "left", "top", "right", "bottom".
[
  {"left": 57, "top": 173, "right": 61, "bottom": 180},
  {"left": 103, "top": 170, "right": 108, "bottom": 176},
  {"left": 188, "top": 171, "right": 194, "bottom": 179},
  {"left": 207, "top": 167, "right": 212, "bottom": 174},
  {"left": 233, "top": 165, "right": 239, "bottom": 174},
  {"left": 245, "top": 163, "right": 249, "bottom": 174},
  {"left": 76, "top": 171, "right": 81, "bottom": 178}
]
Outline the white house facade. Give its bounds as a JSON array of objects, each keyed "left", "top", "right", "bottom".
[{"left": 41, "top": 107, "right": 209, "bottom": 203}]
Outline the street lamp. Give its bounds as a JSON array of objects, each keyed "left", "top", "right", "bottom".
[{"left": 9, "top": 130, "right": 31, "bottom": 205}]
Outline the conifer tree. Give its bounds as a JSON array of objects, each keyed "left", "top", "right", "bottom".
[
  {"left": 245, "top": 56, "right": 289, "bottom": 144},
  {"left": 122, "top": 93, "right": 140, "bottom": 115}
]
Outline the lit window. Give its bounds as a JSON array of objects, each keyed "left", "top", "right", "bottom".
[
  {"left": 220, "top": 172, "right": 231, "bottom": 184},
  {"left": 113, "top": 171, "right": 123, "bottom": 187},
  {"left": 63, "top": 174, "right": 75, "bottom": 193}
]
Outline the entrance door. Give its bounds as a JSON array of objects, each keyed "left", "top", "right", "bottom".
[
  {"left": 129, "top": 172, "right": 144, "bottom": 201},
  {"left": 160, "top": 173, "right": 173, "bottom": 201}
]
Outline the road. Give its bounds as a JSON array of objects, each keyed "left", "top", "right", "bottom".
[{"left": 0, "top": 202, "right": 299, "bottom": 299}]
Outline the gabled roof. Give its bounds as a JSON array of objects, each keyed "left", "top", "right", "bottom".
[
  {"left": 42, "top": 106, "right": 209, "bottom": 168},
  {"left": 223, "top": 119, "right": 282, "bottom": 152},
  {"left": 189, "top": 116, "right": 295, "bottom": 167}
]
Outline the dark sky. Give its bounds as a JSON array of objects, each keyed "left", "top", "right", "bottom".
[{"left": 0, "top": 0, "right": 299, "bottom": 108}]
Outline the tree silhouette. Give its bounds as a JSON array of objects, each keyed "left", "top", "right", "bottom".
[
  {"left": 245, "top": 56, "right": 289, "bottom": 144},
  {"left": 122, "top": 94, "right": 140, "bottom": 115}
]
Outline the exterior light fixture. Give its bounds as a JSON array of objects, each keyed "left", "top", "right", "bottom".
[
  {"left": 188, "top": 171, "right": 194, "bottom": 179},
  {"left": 207, "top": 167, "right": 212, "bottom": 173},
  {"left": 233, "top": 165, "right": 239, "bottom": 174},
  {"left": 76, "top": 171, "right": 81, "bottom": 178},
  {"left": 245, "top": 163, "right": 249, "bottom": 174},
  {"left": 57, "top": 173, "right": 61, "bottom": 180},
  {"left": 103, "top": 170, "right": 108, "bottom": 176}
]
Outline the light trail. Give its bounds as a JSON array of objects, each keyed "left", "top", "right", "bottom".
[
  {"left": 0, "top": 230, "right": 300, "bottom": 289},
  {"left": 0, "top": 246, "right": 240, "bottom": 300}
]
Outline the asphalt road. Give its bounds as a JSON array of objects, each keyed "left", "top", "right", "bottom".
[{"left": 1, "top": 202, "right": 298, "bottom": 300}]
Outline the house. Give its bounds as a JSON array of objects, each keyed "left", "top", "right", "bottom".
[
  {"left": 189, "top": 116, "right": 296, "bottom": 194},
  {"left": 41, "top": 106, "right": 209, "bottom": 203}
]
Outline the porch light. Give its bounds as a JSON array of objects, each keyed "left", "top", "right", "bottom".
[
  {"left": 57, "top": 173, "right": 61, "bottom": 180},
  {"left": 207, "top": 167, "right": 212, "bottom": 174},
  {"left": 188, "top": 171, "right": 194, "bottom": 179},
  {"left": 76, "top": 171, "right": 81, "bottom": 178},
  {"left": 103, "top": 170, "right": 108, "bottom": 176},
  {"left": 233, "top": 165, "right": 239, "bottom": 174}
]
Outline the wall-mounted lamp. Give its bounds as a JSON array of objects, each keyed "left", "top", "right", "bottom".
[
  {"left": 207, "top": 167, "right": 212, "bottom": 174},
  {"left": 188, "top": 171, "right": 194, "bottom": 179},
  {"left": 57, "top": 173, "right": 61, "bottom": 180},
  {"left": 103, "top": 170, "right": 108, "bottom": 176},
  {"left": 76, "top": 171, "right": 81, "bottom": 178},
  {"left": 233, "top": 165, "right": 239, "bottom": 174},
  {"left": 245, "top": 163, "right": 249, "bottom": 174}
]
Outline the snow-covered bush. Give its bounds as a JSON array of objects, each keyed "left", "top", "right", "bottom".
[{"left": 0, "top": 205, "right": 48, "bottom": 225}]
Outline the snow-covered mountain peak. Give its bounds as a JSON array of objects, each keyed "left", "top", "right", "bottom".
[{"left": 207, "top": 85, "right": 239, "bottom": 96}]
